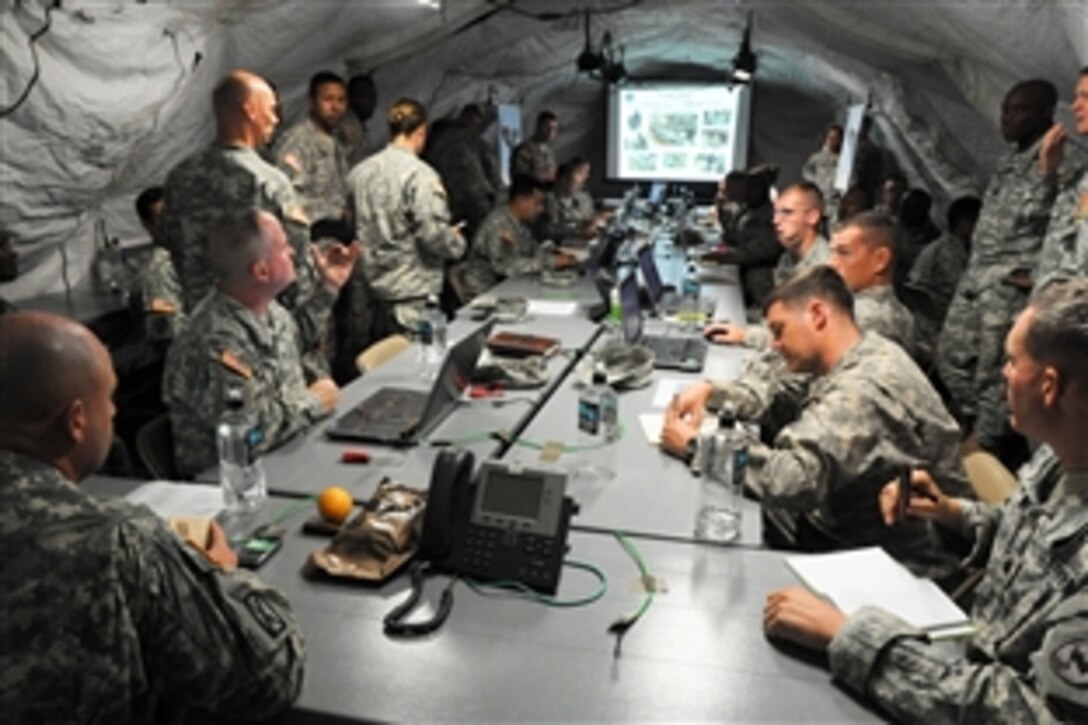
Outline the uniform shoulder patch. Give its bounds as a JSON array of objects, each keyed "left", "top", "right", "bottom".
[
  {"left": 243, "top": 591, "right": 287, "bottom": 638},
  {"left": 149, "top": 297, "right": 177, "bottom": 314},
  {"left": 433, "top": 180, "right": 448, "bottom": 200},
  {"left": 1051, "top": 638, "right": 1088, "bottom": 688},
  {"left": 282, "top": 152, "right": 303, "bottom": 174},
  {"left": 500, "top": 229, "right": 515, "bottom": 245},
  {"left": 1076, "top": 192, "right": 1088, "bottom": 220},
  {"left": 283, "top": 202, "right": 311, "bottom": 227},
  {"left": 218, "top": 350, "right": 253, "bottom": 379}
]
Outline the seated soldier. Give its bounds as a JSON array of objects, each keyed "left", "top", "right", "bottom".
[
  {"left": 663, "top": 267, "right": 970, "bottom": 578},
  {"left": 163, "top": 209, "right": 359, "bottom": 477},
  {"left": 0, "top": 311, "right": 304, "bottom": 721},
  {"left": 131, "top": 186, "right": 185, "bottom": 345},
  {"left": 461, "top": 174, "right": 561, "bottom": 301},
  {"left": 764, "top": 279, "right": 1088, "bottom": 723},
  {"left": 539, "top": 157, "right": 604, "bottom": 242}
]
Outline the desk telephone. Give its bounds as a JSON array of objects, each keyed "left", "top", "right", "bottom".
[{"left": 420, "top": 449, "right": 578, "bottom": 595}]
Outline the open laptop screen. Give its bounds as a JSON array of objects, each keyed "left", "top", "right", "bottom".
[
  {"left": 413, "top": 319, "right": 494, "bottom": 439},
  {"left": 648, "top": 182, "right": 667, "bottom": 205},
  {"left": 619, "top": 272, "right": 643, "bottom": 344},
  {"left": 637, "top": 245, "right": 665, "bottom": 304}
]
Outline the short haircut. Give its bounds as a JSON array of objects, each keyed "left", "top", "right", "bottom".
[
  {"left": 835, "top": 211, "right": 897, "bottom": 259},
  {"left": 536, "top": 111, "right": 558, "bottom": 131},
  {"left": 1025, "top": 279, "right": 1088, "bottom": 390},
  {"left": 762, "top": 265, "right": 855, "bottom": 320},
  {"left": 135, "top": 186, "right": 165, "bottom": 227},
  {"left": 509, "top": 174, "right": 545, "bottom": 200},
  {"left": 212, "top": 73, "right": 251, "bottom": 117},
  {"left": 947, "top": 195, "right": 982, "bottom": 229},
  {"left": 209, "top": 208, "right": 268, "bottom": 282},
  {"left": 779, "top": 181, "right": 824, "bottom": 213},
  {"left": 309, "top": 70, "right": 345, "bottom": 99},
  {"left": 387, "top": 98, "right": 427, "bottom": 137},
  {"left": 1013, "top": 79, "right": 1058, "bottom": 110}
]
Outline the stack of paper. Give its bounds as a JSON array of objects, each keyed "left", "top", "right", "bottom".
[
  {"left": 126, "top": 480, "right": 224, "bottom": 519},
  {"left": 787, "top": 547, "right": 973, "bottom": 638}
]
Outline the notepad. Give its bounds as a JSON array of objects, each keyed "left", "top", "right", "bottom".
[
  {"left": 126, "top": 480, "right": 224, "bottom": 519},
  {"left": 786, "top": 547, "right": 973, "bottom": 638},
  {"left": 527, "top": 300, "right": 579, "bottom": 316}
]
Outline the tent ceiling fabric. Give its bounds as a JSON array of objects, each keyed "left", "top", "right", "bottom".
[{"left": 0, "top": 0, "right": 1085, "bottom": 298}]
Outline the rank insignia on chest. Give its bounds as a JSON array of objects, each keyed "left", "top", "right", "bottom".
[{"left": 219, "top": 349, "right": 253, "bottom": 379}]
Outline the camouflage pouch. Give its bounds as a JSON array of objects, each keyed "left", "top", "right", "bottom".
[
  {"left": 310, "top": 479, "right": 426, "bottom": 582},
  {"left": 473, "top": 350, "right": 550, "bottom": 389}
]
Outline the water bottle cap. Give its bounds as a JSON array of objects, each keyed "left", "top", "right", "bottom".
[
  {"left": 718, "top": 402, "right": 736, "bottom": 428},
  {"left": 224, "top": 387, "right": 245, "bottom": 410},
  {"left": 592, "top": 369, "right": 607, "bottom": 385},
  {"left": 425, "top": 295, "right": 439, "bottom": 308}
]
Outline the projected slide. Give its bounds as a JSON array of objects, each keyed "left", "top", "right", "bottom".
[{"left": 607, "top": 83, "right": 751, "bottom": 183}]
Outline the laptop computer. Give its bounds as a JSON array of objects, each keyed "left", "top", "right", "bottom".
[
  {"left": 648, "top": 181, "right": 667, "bottom": 206},
  {"left": 619, "top": 272, "right": 707, "bottom": 373},
  {"left": 326, "top": 320, "right": 494, "bottom": 446},
  {"left": 637, "top": 244, "right": 682, "bottom": 315}
]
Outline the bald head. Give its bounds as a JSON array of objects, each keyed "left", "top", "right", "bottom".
[
  {"left": 213, "top": 70, "right": 279, "bottom": 148},
  {"left": 0, "top": 312, "right": 116, "bottom": 479}
]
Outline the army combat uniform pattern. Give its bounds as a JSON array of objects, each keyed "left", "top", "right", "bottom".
[
  {"left": 429, "top": 127, "right": 502, "bottom": 237},
  {"left": 744, "top": 236, "right": 830, "bottom": 348},
  {"left": 907, "top": 231, "right": 969, "bottom": 366},
  {"left": 1035, "top": 168, "right": 1088, "bottom": 293},
  {"left": 539, "top": 189, "right": 595, "bottom": 241},
  {"left": 828, "top": 445, "right": 1088, "bottom": 722},
  {"left": 801, "top": 147, "right": 840, "bottom": 205},
  {"left": 0, "top": 450, "right": 305, "bottom": 723},
  {"left": 741, "top": 333, "right": 971, "bottom": 579},
  {"left": 163, "top": 287, "right": 334, "bottom": 477},
  {"left": 273, "top": 117, "right": 350, "bottom": 223},
  {"left": 510, "top": 139, "right": 556, "bottom": 183},
  {"left": 936, "top": 138, "right": 1071, "bottom": 444},
  {"left": 162, "top": 142, "right": 331, "bottom": 380},
  {"left": 135, "top": 246, "right": 185, "bottom": 344},
  {"left": 462, "top": 204, "right": 547, "bottom": 301},
  {"left": 347, "top": 144, "right": 466, "bottom": 331}
]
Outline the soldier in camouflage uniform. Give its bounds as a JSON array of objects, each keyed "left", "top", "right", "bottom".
[
  {"left": 345, "top": 98, "right": 466, "bottom": 338},
  {"left": 273, "top": 71, "right": 351, "bottom": 231},
  {"left": 936, "top": 80, "right": 1075, "bottom": 459},
  {"left": 0, "top": 311, "right": 306, "bottom": 721},
  {"left": 664, "top": 267, "right": 969, "bottom": 578},
  {"left": 462, "top": 174, "right": 552, "bottom": 300},
  {"left": 764, "top": 280, "right": 1088, "bottom": 723},
  {"left": 907, "top": 196, "right": 981, "bottom": 366},
  {"left": 130, "top": 186, "right": 185, "bottom": 344},
  {"left": 511, "top": 110, "right": 559, "bottom": 183},
  {"left": 1035, "top": 69, "right": 1088, "bottom": 293},
  {"left": 704, "top": 183, "right": 829, "bottom": 347},
  {"left": 429, "top": 104, "right": 503, "bottom": 241},
  {"left": 164, "top": 210, "right": 358, "bottom": 477},
  {"left": 801, "top": 123, "right": 842, "bottom": 205},
  {"left": 539, "top": 157, "right": 601, "bottom": 241},
  {"left": 162, "top": 70, "right": 333, "bottom": 380},
  {"left": 338, "top": 73, "right": 378, "bottom": 168}
]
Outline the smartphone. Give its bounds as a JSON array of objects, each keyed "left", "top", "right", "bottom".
[
  {"left": 897, "top": 467, "right": 912, "bottom": 524},
  {"left": 237, "top": 535, "right": 283, "bottom": 569}
]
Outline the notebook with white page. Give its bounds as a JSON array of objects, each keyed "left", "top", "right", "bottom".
[
  {"left": 125, "top": 480, "right": 224, "bottom": 520},
  {"left": 786, "top": 547, "right": 973, "bottom": 638}
]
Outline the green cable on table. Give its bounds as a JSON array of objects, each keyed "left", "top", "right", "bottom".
[
  {"left": 511, "top": 422, "right": 628, "bottom": 453},
  {"left": 464, "top": 559, "right": 607, "bottom": 607},
  {"left": 609, "top": 531, "right": 655, "bottom": 656}
]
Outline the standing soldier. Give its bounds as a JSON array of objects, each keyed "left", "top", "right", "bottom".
[{"left": 511, "top": 111, "right": 559, "bottom": 183}]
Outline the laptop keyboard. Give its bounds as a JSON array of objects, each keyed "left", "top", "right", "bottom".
[
  {"left": 644, "top": 336, "right": 707, "bottom": 367},
  {"left": 334, "top": 388, "right": 427, "bottom": 439}
]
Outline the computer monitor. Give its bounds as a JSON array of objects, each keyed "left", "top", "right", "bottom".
[{"left": 648, "top": 182, "right": 667, "bottom": 205}]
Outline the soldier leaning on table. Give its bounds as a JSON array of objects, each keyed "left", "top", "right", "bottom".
[
  {"left": 0, "top": 311, "right": 306, "bottom": 723},
  {"left": 764, "top": 278, "right": 1088, "bottom": 723}
]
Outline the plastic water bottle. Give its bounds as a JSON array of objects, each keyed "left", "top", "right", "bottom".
[
  {"left": 680, "top": 262, "right": 702, "bottom": 329},
  {"left": 573, "top": 369, "right": 616, "bottom": 481},
  {"left": 216, "top": 387, "right": 267, "bottom": 514},
  {"left": 694, "top": 403, "right": 743, "bottom": 543},
  {"left": 418, "top": 295, "right": 447, "bottom": 375},
  {"left": 596, "top": 369, "right": 619, "bottom": 442}
]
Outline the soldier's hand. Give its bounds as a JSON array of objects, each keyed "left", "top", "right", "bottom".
[
  {"left": 672, "top": 381, "right": 713, "bottom": 425},
  {"left": 203, "top": 521, "right": 238, "bottom": 571},
  {"left": 704, "top": 321, "right": 746, "bottom": 345},
  {"left": 661, "top": 402, "right": 699, "bottom": 458},
  {"left": 1039, "top": 122, "right": 1067, "bottom": 177},
  {"left": 308, "top": 378, "right": 340, "bottom": 414},
  {"left": 879, "top": 469, "right": 963, "bottom": 529},
  {"left": 312, "top": 241, "right": 362, "bottom": 291},
  {"left": 763, "top": 586, "right": 846, "bottom": 651}
]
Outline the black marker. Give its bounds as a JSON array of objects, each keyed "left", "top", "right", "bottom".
[{"left": 897, "top": 467, "right": 911, "bottom": 524}]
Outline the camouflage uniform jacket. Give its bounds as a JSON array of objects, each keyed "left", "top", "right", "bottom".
[
  {"left": 510, "top": 138, "right": 556, "bottom": 183},
  {"left": 136, "top": 246, "right": 185, "bottom": 343},
  {"left": 337, "top": 111, "right": 371, "bottom": 168},
  {"left": 828, "top": 445, "right": 1088, "bottom": 722},
  {"left": 908, "top": 232, "right": 968, "bottom": 361},
  {"left": 1035, "top": 167, "right": 1088, "bottom": 293},
  {"left": 745, "top": 236, "right": 829, "bottom": 348},
  {"left": 801, "top": 147, "right": 840, "bottom": 202},
  {"left": 462, "top": 204, "right": 544, "bottom": 300},
  {"left": 743, "top": 333, "right": 970, "bottom": 576},
  {"left": 163, "top": 287, "right": 332, "bottom": 477},
  {"left": 273, "top": 117, "right": 350, "bottom": 223},
  {"left": 540, "top": 189, "right": 595, "bottom": 241},
  {"left": 0, "top": 450, "right": 305, "bottom": 722},
  {"left": 855, "top": 283, "right": 916, "bottom": 357},
  {"left": 347, "top": 145, "right": 465, "bottom": 316},
  {"left": 430, "top": 128, "right": 501, "bottom": 230}
]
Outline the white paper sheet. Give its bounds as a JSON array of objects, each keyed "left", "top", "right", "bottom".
[
  {"left": 787, "top": 547, "right": 970, "bottom": 632},
  {"left": 651, "top": 379, "right": 692, "bottom": 408},
  {"left": 125, "top": 480, "right": 224, "bottom": 520},
  {"left": 527, "top": 300, "right": 579, "bottom": 316}
]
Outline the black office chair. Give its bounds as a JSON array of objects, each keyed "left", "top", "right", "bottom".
[{"left": 135, "top": 413, "right": 179, "bottom": 480}]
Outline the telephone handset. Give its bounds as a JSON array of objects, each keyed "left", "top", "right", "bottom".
[{"left": 421, "top": 448, "right": 577, "bottom": 595}]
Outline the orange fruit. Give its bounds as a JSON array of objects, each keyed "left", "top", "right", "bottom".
[{"left": 317, "top": 486, "right": 354, "bottom": 524}]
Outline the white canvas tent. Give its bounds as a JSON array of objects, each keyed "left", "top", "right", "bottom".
[{"left": 2, "top": 0, "right": 1086, "bottom": 299}]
